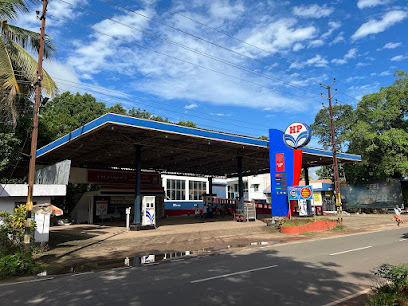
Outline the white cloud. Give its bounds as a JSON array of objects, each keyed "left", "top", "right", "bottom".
[
  {"left": 308, "top": 39, "right": 324, "bottom": 48},
  {"left": 379, "top": 70, "right": 392, "bottom": 76},
  {"left": 391, "top": 55, "right": 407, "bottom": 61},
  {"left": 377, "top": 42, "right": 402, "bottom": 51},
  {"left": 321, "top": 21, "right": 341, "bottom": 39},
  {"left": 357, "top": 0, "right": 388, "bottom": 9},
  {"left": 236, "top": 18, "right": 316, "bottom": 56},
  {"left": 67, "top": 10, "right": 151, "bottom": 75},
  {"left": 356, "top": 62, "right": 371, "bottom": 67},
  {"left": 345, "top": 48, "right": 358, "bottom": 59},
  {"left": 331, "top": 58, "right": 347, "bottom": 65},
  {"left": 290, "top": 54, "right": 328, "bottom": 69},
  {"left": 292, "top": 43, "right": 305, "bottom": 51},
  {"left": 292, "top": 4, "right": 334, "bottom": 18},
  {"left": 185, "top": 103, "right": 198, "bottom": 109},
  {"left": 352, "top": 10, "right": 408, "bottom": 40},
  {"left": 330, "top": 32, "right": 345, "bottom": 45},
  {"left": 207, "top": 0, "right": 245, "bottom": 23},
  {"left": 331, "top": 48, "right": 358, "bottom": 65}
]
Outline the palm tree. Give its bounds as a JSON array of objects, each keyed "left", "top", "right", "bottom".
[{"left": 0, "top": 0, "right": 57, "bottom": 128}]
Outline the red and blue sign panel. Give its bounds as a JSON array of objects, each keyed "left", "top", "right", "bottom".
[{"left": 269, "top": 129, "right": 303, "bottom": 217}]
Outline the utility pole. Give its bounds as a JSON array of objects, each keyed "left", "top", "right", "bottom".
[
  {"left": 320, "top": 79, "right": 343, "bottom": 224},
  {"left": 24, "top": 0, "right": 48, "bottom": 251}
]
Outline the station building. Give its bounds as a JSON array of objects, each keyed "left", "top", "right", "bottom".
[{"left": 33, "top": 113, "right": 361, "bottom": 225}]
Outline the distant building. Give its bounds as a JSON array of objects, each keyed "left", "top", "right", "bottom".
[{"left": 0, "top": 184, "right": 67, "bottom": 213}]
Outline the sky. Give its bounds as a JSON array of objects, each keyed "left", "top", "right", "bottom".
[{"left": 15, "top": 0, "right": 407, "bottom": 145}]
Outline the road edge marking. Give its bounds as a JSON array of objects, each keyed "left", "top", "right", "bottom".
[
  {"left": 329, "top": 245, "right": 372, "bottom": 256},
  {"left": 190, "top": 264, "right": 277, "bottom": 284},
  {"left": 322, "top": 288, "right": 371, "bottom": 306}
]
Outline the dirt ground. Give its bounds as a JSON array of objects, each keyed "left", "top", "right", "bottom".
[{"left": 36, "top": 213, "right": 407, "bottom": 273}]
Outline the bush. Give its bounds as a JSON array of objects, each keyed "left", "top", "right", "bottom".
[
  {"left": 0, "top": 205, "right": 36, "bottom": 256},
  {"left": 0, "top": 253, "right": 40, "bottom": 279},
  {"left": 369, "top": 264, "right": 408, "bottom": 305}
]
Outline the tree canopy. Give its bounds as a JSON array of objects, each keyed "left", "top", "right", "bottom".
[
  {"left": 0, "top": 0, "right": 57, "bottom": 127},
  {"left": 312, "top": 71, "right": 408, "bottom": 184}
]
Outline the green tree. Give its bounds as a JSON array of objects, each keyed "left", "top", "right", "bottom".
[
  {"left": 312, "top": 71, "right": 408, "bottom": 184},
  {"left": 177, "top": 120, "right": 196, "bottom": 128},
  {"left": 0, "top": 0, "right": 57, "bottom": 127},
  {"left": 310, "top": 104, "right": 354, "bottom": 150},
  {"left": 345, "top": 71, "right": 408, "bottom": 184},
  {"left": 39, "top": 92, "right": 106, "bottom": 145}
]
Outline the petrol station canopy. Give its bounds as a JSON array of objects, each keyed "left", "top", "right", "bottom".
[{"left": 36, "top": 113, "right": 361, "bottom": 177}]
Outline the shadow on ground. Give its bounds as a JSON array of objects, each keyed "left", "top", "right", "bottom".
[{"left": 1, "top": 245, "right": 373, "bottom": 305}]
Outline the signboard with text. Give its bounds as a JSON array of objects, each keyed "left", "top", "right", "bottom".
[{"left": 288, "top": 186, "right": 313, "bottom": 200}]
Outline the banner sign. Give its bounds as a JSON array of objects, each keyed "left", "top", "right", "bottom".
[
  {"left": 288, "top": 185, "right": 313, "bottom": 200},
  {"left": 96, "top": 200, "right": 108, "bottom": 216},
  {"left": 88, "top": 170, "right": 160, "bottom": 186},
  {"left": 341, "top": 179, "right": 402, "bottom": 209},
  {"left": 35, "top": 160, "right": 71, "bottom": 185}
]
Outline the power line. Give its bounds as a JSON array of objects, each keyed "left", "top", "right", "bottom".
[
  {"left": 54, "top": 81, "right": 268, "bottom": 137},
  {"left": 49, "top": 13, "right": 328, "bottom": 106},
  {"left": 58, "top": 0, "right": 325, "bottom": 99},
  {"left": 100, "top": 0, "right": 362, "bottom": 103}
]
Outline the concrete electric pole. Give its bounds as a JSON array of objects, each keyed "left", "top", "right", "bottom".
[
  {"left": 24, "top": 0, "right": 48, "bottom": 251},
  {"left": 320, "top": 79, "right": 343, "bottom": 224}
]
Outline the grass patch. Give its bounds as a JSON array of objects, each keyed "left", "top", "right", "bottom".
[
  {"left": 331, "top": 225, "right": 348, "bottom": 232},
  {"left": 368, "top": 263, "right": 408, "bottom": 305}
]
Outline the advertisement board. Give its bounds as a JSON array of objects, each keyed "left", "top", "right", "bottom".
[
  {"left": 288, "top": 186, "right": 313, "bottom": 200},
  {"left": 341, "top": 179, "right": 402, "bottom": 209}
]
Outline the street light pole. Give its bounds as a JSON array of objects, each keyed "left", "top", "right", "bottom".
[
  {"left": 320, "top": 79, "right": 342, "bottom": 224},
  {"left": 24, "top": 0, "right": 48, "bottom": 251}
]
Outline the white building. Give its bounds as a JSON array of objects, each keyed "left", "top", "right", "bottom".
[{"left": 0, "top": 184, "right": 67, "bottom": 213}]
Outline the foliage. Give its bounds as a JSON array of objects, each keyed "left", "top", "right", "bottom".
[
  {"left": 312, "top": 71, "right": 408, "bottom": 184},
  {"left": 310, "top": 104, "right": 354, "bottom": 151},
  {"left": 369, "top": 263, "right": 408, "bottom": 305},
  {"left": 128, "top": 106, "right": 169, "bottom": 122},
  {"left": 0, "top": 0, "right": 57, "bottom": 127},
  {"left": 0, "top": 131, "right": 20, "bottom": 174},
  {"left": 38, "top": 92, "right": 107, "bottom": 145},
  {"left": 0, "top": 253, "right": 40, "bottom": 279},
  {"left": 177, "top": 120, "right": 196, "bottom": 128},
  {"left": 0, "top": 205, "right": 36, "bottom": 256}
]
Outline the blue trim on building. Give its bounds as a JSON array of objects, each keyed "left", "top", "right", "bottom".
[
  {"left": 302, "top": 147, "right": 361, "bottom": 161},
  {"left": 37, "top": 113, "right": 362, "bottom": 164},
  {"left": 37, "top": 113, "right": 268, "bottom": 158},
  {"left": 165, "top": 200, "right": 203, "bottom": 210}
]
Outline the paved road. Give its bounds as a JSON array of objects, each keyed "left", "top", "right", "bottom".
[{"left": 1, "top": 227, "right": 408, "bottom": 305}]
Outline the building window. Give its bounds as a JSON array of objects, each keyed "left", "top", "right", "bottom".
[
  {"left": 166, "top": 179, "right": 186, "bottom": 200},
  {"left": 252, "top": 184, "right": 260, "bottom": 192},
  {"left": 189, "top": 181, "right": 207, "bottom": 200}
]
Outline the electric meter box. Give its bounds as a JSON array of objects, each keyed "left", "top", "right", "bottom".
[{"left": 142, "top": 196, "right": 156, "bottom": 227}]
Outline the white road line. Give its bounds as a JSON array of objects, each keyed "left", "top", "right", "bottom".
[
  {"left": 190, "top": 265, "right": 278, "bottom": 284},
  {"left": 329, "top": 246, "right": 372, "bottom": 256},
  {"left": 322, "top": 288, "right": 371, "bottom": 306},
  {"left": 0, "top": 277, "right": 55, "bottom": 287}
]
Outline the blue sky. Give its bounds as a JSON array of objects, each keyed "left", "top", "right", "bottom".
[{"left": 16, "top": 0, "right": 407, "bottom": 145}]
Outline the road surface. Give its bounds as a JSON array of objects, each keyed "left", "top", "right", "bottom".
[{"left": 1, "top": 226, "right": 407, "bottom": 305}]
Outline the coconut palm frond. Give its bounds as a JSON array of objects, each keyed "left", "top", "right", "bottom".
[
  {"left": 2, "top": 23, "right": 55, "bottom": 59},
  {"left": 10, "top": 40, "right": 57, "bottom": 96},
  {"left": 0, "top": 37, "right": 19, "bottom": 93},
  {"left": 0, "top": 0, "right": 30, "bottom": 20}
]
